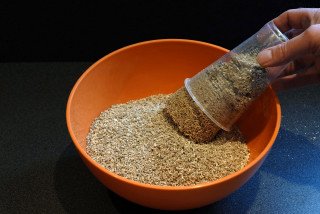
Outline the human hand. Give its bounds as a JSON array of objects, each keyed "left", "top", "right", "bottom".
[{"left": 257, "top": 8, "right": 320, "bottom": 91}]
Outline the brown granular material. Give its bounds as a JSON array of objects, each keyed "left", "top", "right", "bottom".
[
  {"left": 165, "top": 52, "right": 268, "bottom": 143},
  {"left": 164, "top": 88, "right": 220, "bottom": 143},
  {"left": 86, "top": 94, "right": 249, "bottom": 186},
  {"left": 193, "top": 53, "right": 268, "bottom": 127}
]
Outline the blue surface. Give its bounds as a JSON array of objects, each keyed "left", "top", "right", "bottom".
[
  {"left": 204, "top": 84, "right": 320, "bottom": 213},
  {"left": 1, "top": 63, "right": 319, "bottom": 213}
]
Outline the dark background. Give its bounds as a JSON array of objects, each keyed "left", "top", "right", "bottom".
[
  {"left": 1, "top": 0, "right": 319, "bottom": 62},
  {"left": 1, "top": 1, "right": 320, "bottom": 213}
]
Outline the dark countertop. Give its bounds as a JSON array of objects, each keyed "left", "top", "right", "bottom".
[{"left": 1, "top": 62, "right": 319, "bottom": 213}]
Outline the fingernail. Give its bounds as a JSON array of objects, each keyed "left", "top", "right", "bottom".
[{"left": 257, "top": 49, "right": 272, "bottom": 67}]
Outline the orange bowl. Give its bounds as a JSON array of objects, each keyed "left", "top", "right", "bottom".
[{"left": 66, "top": 39, "right": 281, "bottom": 210}]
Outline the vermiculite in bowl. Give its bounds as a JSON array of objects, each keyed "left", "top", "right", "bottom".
[
  {"left": 66, "top": 39, "right": 281, "bottom": 210},
  {"left": 86, "top": 94, "right": 249, "bottom": 186}
]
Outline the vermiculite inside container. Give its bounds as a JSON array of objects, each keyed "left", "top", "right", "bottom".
[
  {"left": 164, "top": 88, "right": 221, "bottom": 143},
  {"left": 165, "top": 21, "right": 288, "bottom": 143},
  {"left": 165, "top": 53, "right": 268, "bottom": 143}
]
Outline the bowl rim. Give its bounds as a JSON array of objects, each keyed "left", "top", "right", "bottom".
[{"left": 66, "top": 38, "right": 281, "bottom": 191}]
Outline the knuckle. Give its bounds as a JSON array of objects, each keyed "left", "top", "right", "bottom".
[
  {"left": 304, "top": 25, "right": 320, "bottom": 54},
  {"left": 280, "top": 9, "right": 293, "bottom": 18},
  {"left": 282, "top": 9, "right": 294, "bottom": 18},
  {"left": 274, "top": 43, "right": 288, "bottom": 59},
  {"left": 286, "top": 9, "right": 297, "bottom": 14},
  {"left": 313, "top": 9, "right": 320, "bottom": 24},
  {"left": 304, "top": 25, "right": 320, "bottom": 39}
]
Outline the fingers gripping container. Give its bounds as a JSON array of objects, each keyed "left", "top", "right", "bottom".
[{"left": 185, "top": 21, "right": 288, "bottom": 131}]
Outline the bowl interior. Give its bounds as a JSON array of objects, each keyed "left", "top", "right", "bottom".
[{"left": 67, "top": 39, "right": 279, "bottom": 173}]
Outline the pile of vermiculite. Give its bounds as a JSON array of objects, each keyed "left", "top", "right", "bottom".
[{"left": 87, "top": 51, "right": 268, "bottom": 186}]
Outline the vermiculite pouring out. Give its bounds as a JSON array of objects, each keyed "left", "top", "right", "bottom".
[{"left": 165, "top": 21, "right": 289, "bottom": 143}]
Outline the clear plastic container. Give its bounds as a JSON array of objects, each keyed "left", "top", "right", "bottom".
[{"left": 185, "top": 21, "right": 288, "bottom": 131}]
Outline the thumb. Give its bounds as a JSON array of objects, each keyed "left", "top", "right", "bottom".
[{"left": 257, "top": 28, "right": 315, "bottom": 67}]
